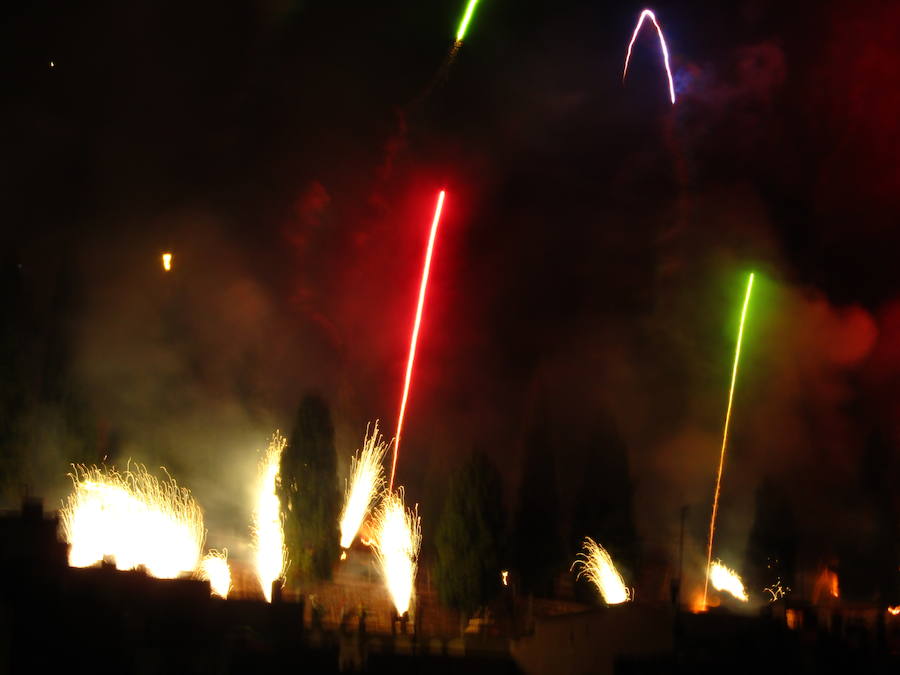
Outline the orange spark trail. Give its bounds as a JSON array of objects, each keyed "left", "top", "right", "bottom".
[
  {"left": 390, "top": 190, "right": 446, "bottom": 490},
  {"left": 623, "top": 9, "right": 676, "bottom": 104}
]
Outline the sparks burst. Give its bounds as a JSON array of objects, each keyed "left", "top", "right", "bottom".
[
  {"left": 339, "top": 422, "right": 389, "bottom": 550},
  {"left": 623, "top": 9, "right": 676, "bottom": 104},
  {"left": 252, "top": 432, "right": 288, "bottom": 602},
  {"left": 372, "top": 489, "right": 421, "bottom": 616},
  {"left": 710, "top": 561, "right": 749, "bottom": 602},
  {"left": 198, "top": 549, "right": 232, "bottom": 598},
  {"left": 60, "top": 463, "right": 205, "bottom": 579},
  {"left": 571, "top": 537, "right": 631, "bottom": 605},
  {"left": 763, "top": 578, "right": 789, "bottom": 602}
]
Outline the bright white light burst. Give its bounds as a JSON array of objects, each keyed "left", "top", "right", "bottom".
[
  {"left": 60, "top": 463, "right": 205, "bottom": 579},
  {"left": 372, "top": 489, "right": 421, "bottom": 616},
  {"left": 198, "top": 549, "right": 231, "bottom": 598},
  {"left": 710, "top": 560, "right": 749, "bottom": 602},
  {"left": 571, "top": 537, "right": 631, "bottom": 605},
  {"left": 340, "top": 422, "right": 389, "bottom": 550},
  {"left": 252, "top": 432, "right": 288, "bottom": 602}
]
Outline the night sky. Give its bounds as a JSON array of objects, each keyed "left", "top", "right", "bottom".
[{"left": 2, "top": 0, "right": 899, "bottom": 589}]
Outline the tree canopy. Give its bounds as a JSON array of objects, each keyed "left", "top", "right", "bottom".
[
  {"left": 435, "top": 450, "right": 506, "bottom": 615},
  {"left": 278, "top": 393, "right": 340, "bottom": 583}
]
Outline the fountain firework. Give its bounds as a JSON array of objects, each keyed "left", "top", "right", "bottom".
[
  {"left": 339, "top": 422, "right": 389, "bottom": 550},
  {"left": 198, "top": 549, "right": 231, "bottom": 598},
  {"left": 709, "top": 560, "right": 749, "bottom": 602},
  {"left": 60, "top": 463, "right": 205, "bottom": 579},
  {"left": 252, "top": 432, "right": 288, "bottom": 602},
  {"left": 571, "top": 537, "right": 631, "bottom": 605},
  {"left": 372, "top": 489, "right": 421, "bottom": 616}
]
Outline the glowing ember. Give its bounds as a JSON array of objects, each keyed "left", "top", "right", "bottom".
[
  {"left": 571, "top": 537, "right": 631, "bottom": 605},
  {"left": 60, "top": 464, "right": 205, "bottom": 579},
  {"left": 710, "top": 561, "right": 749, "bottom": 602},
  {"left": 371, "top": 489, "right": 421, "bottom": 616},
  {"left": 198, "top": 549, "right": 231, "bottom": 598},
  {"left": 623, "top": 9, "right": 676, "bottom": 104},
  {"left": 501, "top": 570, "right": 509, "bottom": 587},
  {"left": 391, "top": 190, "right": 446, "bottom": 490},
  {"left": 703, "top": 272, "right": 755, "bottom": 608},
  {"left": 162, "top": 252, "right": 172, "bottom": 271},
  {"left": 252, "top": 432, "right": 288, "bottom": 602},
  {"left": 340, "top": 422, "right": 389, "bottom": 550},
  {"left": 456, "top": 0, "right": 481, "bottom": 42}
]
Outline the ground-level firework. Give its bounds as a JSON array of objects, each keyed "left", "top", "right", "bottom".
[
  {"left": 161, "top": 252, "right": 172, "bottom": 271},
  {"left": 372, "top": 489, "right": 421, "bottom": 616},
  {"left": 340, "top": 422, "right": 389, "bottom": 550},
  {"left": 252, "top": 432, "right": 288, "bottom": 602},
  {"left": 456, "top": 0, "right": 481, "bottom": 42},
  {"left": 703, "top": 272, "right": 755, "bottom": 609},
  {"left": 571, "top": 537, "right": 631, "bottom": 605},
  {"left": 623, "top": 9, "right": 676, "bottom": 104},
  {"left": 709, "top": 561, "right": 749, "bottom": 602},
  {"left": 198, "top": 549, "right": 231, "bottom": 598},
  {"left": 60, "top": 464, "right": 205, "bottom": 579},
  {"left": 391, "top": 190, "right": 447, "bottom": 490}
]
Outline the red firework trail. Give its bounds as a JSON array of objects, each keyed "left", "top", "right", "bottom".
[
  {"left": 623, "top": 9, "right": 676, "bottom": 104},
  {"left": 390, "top": 190, "right": 446, "bottom": 490}
]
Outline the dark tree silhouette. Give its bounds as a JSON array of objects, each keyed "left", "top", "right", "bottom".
[
  {"left": 745, "top": 477, "right": 797, "bottom": 599},
  {"left": 435, "top": 450, "right": 506, "bottom": 617},
  {"left": 512, "top": 415, "right": 563, "bottom": 597},
  {"left": 278, "top": 394, "right": 340, "bottom": 583},
  {"left": 839, "top": 429, "right": 900, "bottom": 603},
  {"left": 0, "top": 255, "right": 29, "bottom": 498},
  {"left": 570, "top": 422, "right": 638, "bottom": 603}
]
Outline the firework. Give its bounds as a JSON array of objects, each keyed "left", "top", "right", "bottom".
[
  {"left": 371, "top": 489, "right": 421, "bottom": 616},
  {"left": 456, "top": 0, "right": 482, "bottom": 42},
  {"left": 623, "top": 9, "right": 676, "bottom": 104},
  {"left": 703, "top": 272, "right": 755, "bottom": 608},
  {"left": 571, "top": 537, "right": 631, "bottom": 605},
  {"left": 60, "top": 463, "right": 205, "bottom": 579},
  {"left": 252, "top": 432, "right": 288, "bottom": 602},
  {"left": 198, "top": 549, "right": 231, "bottom": 598},
  {"left": 162, "top": 252, "right": 172, "bottom": 271},
  {"left": 889, "top": 606, "right": 900, "bottom": 616},
  {"left": 391, "top": 190, "right": 446, "bottom": 490},
  {"left": 340, "top": 423, "right": 389, "bottom": 550},
  {"left": 710, "top": 561, "right": 749, "bottom": 602},
  {"left": 763, "top": 578, "right": 789, "bottom": 602}
]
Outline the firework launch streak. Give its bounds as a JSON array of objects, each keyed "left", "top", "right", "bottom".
[
  {"left": 703, "top": 273, "right": 755, "bottom": 608},
  {"left": 390, "top": 190, "right": 446, "bottom": 490},
  {"left": 623, "top": 9, "right": 676, "bottom": 104}
]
